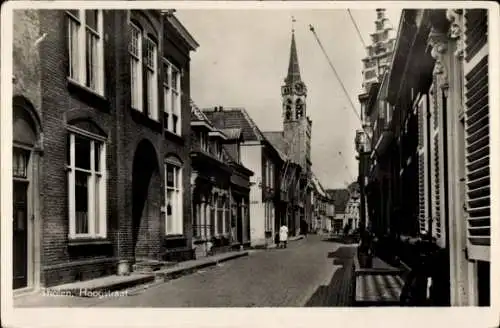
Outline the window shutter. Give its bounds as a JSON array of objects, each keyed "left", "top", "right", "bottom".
[
  {"left": 464, "top": 9, "right": 489, "bottom": 262},
  {"left": 417, "top": 95, "right": 428, "bottom": 234},
  {"left": 429, "top": 83, "right": 440, "bottom": 241}
]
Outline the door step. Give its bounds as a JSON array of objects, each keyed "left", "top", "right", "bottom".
[{"left": 132, "top": 260, "right": 175, "bottom": 273}]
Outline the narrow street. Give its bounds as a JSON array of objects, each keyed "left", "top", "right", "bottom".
[
  {"left": 93, "top": 236, "right": 354, "bottom": 307},
  {"left": 89, "top": 235, "right": 354, "bottom": 307}
]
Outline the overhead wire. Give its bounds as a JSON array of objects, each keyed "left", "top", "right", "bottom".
[
  {"left": 308, "top": 24, "right": 372, "bottom": 145},
  {"left": 347, "top": 9, "right": 368, "bottom": 49}
]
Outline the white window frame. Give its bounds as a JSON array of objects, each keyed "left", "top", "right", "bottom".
[
  {"left": 144, "top": 36, "right": 158, "bottom": 121},
  {"left": 67, "top": 127, "right": 107, "bottom": 239},
  {"left": 67, "top": 10, "right": 105, "bottom": 95},
  {"left": 163, "top": 59, "right": 182, "bottom": 135},
  {"left": 216, "top": 194, "right": 224, "bottom": 235},
  {"left": 223, "top": 196, "right": 230, "bottom": 234},
  {"left": 199, "top": 131, "right": 208, "bottom": 152},
  {"left": 165, "top": 160, "right": 183, "bottom": 235},
  {"left": 215, "top": 141, "right": 222, "bottom": 159},
  {"left": 129, "top": 21, "right": 143, "bottom": 111},
  {"left": 269, "top": 162, "right": 273, "bottom": 189}
]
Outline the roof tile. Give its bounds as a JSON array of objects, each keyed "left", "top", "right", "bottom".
[{"left": 203, "top": 107, "right": 265, "bottom": 142}]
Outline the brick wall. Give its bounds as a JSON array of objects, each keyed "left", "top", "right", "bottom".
[
  {"left": 17, "top": 9, "right": 195, "bottom": 287},
  {"left": 13, "top": 10, "right": 42, "bottom": 112},
  {"left": 36, "top": 9, "right": 121, "bottom": 286}
]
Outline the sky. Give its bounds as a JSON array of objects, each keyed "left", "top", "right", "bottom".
[{"left": 176, "top": 8, "right": 402, "bottom": 190}]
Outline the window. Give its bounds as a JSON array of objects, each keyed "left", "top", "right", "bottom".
[
  {"left": 199, "top": 131, "right": 208, "bottom": 152},
  {"left": 165, "top": 160, "right": 183, "bottom": 235},
  {"left": 264, "top": 160, "right": 269, "bottom": 188},
  {"left": 67, "top": 10, "right": 104, "bottom": 95},
  {"left": 269, "top": 163, "right": 274, "bottom": 189},
  {"left": 365, "top": 69, "right": 376, "bottom": 80},
  {"left": 364, "top": 61, "right": 376, "bottom": 69},
  {"left": 217, "top": 195, "right": 223, "bottom": 235},
  {"left": 13, "top": 148, "right": 30, "bottom": 179},
  {"left": 163, "top": 59, "right": 182, "bottom": 135},
  {"left": 223, "top": 196, "right": 230, "bottom": 234},
  {"left": 210, "top": 194, "right": 216, "bottom": 236},
  {"left": 213, "top": 141, "right": 222, "bottom": 159},
  {"left": 265, "top": 202, "right": 273, "bottom": 232},
  {"left": 129, "top": 22, "right": 142, "bottom": 111},
  {"left": 67, "top": 130, "right": 107, "bottom": 239},
  {"left": 236, "top": 142, "right": 241, "bottom": 163},
  {"left": 144, "top": 37, "right": 158, "bottom": 120}
]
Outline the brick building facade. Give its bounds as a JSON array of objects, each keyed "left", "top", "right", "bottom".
[{"left": 12, "top": 9, "right": 198, "bottom": 291}]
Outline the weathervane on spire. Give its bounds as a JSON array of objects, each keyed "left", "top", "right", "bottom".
[{"left": 292, "top": 15, "right": 296, "bottom": 33}]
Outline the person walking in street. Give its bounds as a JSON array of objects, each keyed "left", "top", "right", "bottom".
[{"left": 279, "top": 224, "right": 289, "bottom": 248}]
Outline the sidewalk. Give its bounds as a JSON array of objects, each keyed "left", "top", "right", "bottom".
[
  {"left": 353, "top": 249, "right": 405, "bottom": 306},
  {"left": 304, "top": 243, "right": 357, "bottom": 307},
  {"left": 15, "top": 250, "right": 249, "bottom": 307}
]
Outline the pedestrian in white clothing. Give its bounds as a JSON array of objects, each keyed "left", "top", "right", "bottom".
[{"left": 279, "top": 224, "right": 289, "bottom": 248}]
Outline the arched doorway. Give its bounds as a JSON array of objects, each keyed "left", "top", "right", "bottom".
[
  {"left": 12, "top": 96, "right": 42, "bottom": 290},
  {"left": 132, "top": 139, "right": 161, "bottom": 262}
]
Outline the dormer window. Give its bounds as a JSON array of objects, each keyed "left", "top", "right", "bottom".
[
  {"left": 215, "top": 142, "right": 222, "bottom": 160},
  {"left": 211, "top": 140, "right": 222, "bottom": 159},
  {"left": 199, "top": 131, "right": 208, "bottom": 152}
]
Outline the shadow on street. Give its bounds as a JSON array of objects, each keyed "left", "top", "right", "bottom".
[
  {"left": 304, "top": 245, "right": 356, "bottom": 307},
  {"left": 321, "top": 235, "right": 359, "bottom": 245}
]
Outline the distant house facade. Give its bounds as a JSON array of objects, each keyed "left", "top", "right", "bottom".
[
  {"left": 203, "top": 107, "right": 280, "bottom": 247},
  {"left": 326, "top": 189, "right": 350, "bottom": 234},
  {"left": 190, "top": 103, "right": 253, "bottom": 256},
  {"left": 311, "top": 173, "right": 332, "bottom": 233}
]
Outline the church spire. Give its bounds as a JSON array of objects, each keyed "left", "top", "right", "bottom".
[{"left": 285, "top": 16, "right": 301, "bottom": 85}]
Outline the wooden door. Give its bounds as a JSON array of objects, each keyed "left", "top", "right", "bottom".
[{"left": 13, "top": 181, "right": 28, "bottom": 289}]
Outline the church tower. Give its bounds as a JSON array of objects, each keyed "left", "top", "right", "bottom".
[{"left": 282, "top": 22, "right": 312, "bottom": 173}]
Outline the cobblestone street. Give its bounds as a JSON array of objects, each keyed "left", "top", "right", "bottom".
[{"left": 87, "top": 235, "right": 356, "bottom": 307}]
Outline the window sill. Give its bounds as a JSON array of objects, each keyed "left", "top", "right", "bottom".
[
  {"left": 193, "top": 237, "right": 208, "bottom": 244},
  {"left": 130, "top": 107, "right": 162, "bottom": 132},
  {"left": 164, "top": 129, "right": 184, "bottom": 145},
  {"left": 165, "top": 234, "right": 184, "bottom": 239},
  {"left": 67, "top": 78, "right": 110, "bottom": 111},
  {"left": 68, "top": 237, "right": 111, "bottom": 247}
]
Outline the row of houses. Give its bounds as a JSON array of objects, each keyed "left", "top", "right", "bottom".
[
  {"left": 310, "top": 174, "right": 335, "bottom": 233},
  {"left": 355, "top": 9, "right": 491, "bottom": 306},
  {"left": 11, "top": 9, "right": 331, "bottom": 292}
]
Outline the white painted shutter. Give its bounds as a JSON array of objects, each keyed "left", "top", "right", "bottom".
[
  {"left": 417, "top": 95, "right": 429, "bottom": 235},
  {"left": 464, "top": 9, "right": 489, "bottom": 261},
  {"left": 429, "top": 82, "right": 443, "bottom": 245}
]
